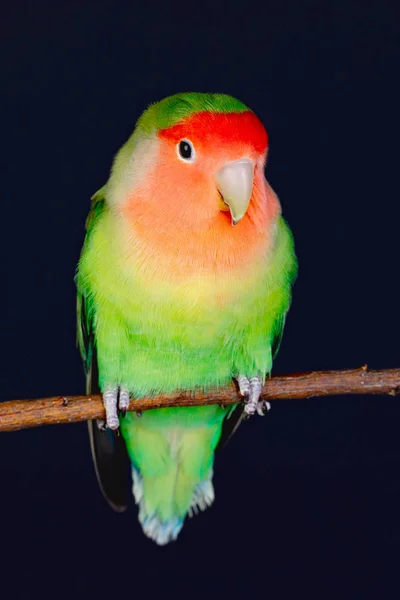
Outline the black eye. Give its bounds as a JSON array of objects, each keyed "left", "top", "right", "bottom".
[{"left": 177, "top": 139, "right": 195, "bottom": 162}]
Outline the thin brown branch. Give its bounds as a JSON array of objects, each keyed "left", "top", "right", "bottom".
[{"left": 1, "top": 367, "right": 399, "bottom": 433}]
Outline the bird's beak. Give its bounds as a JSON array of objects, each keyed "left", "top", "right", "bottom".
[{"left": 215, "top": 158, "right": 255, "bottom": 225}]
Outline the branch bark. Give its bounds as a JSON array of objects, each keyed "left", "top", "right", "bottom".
[{"left": 0, "top": 367, "right": 399, "bottom": 433}]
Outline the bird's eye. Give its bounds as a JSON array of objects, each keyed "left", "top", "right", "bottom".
[{"left": 177, "top": 139, "right": 195, "bottom": 162}]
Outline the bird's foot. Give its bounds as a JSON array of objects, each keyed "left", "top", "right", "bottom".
[
  {"left": 98, "top": 385, "right": 130, "bottom": 430},
  {"left": 237, "top": 375, "right": 270, "bottom": 417},
  {"left": 118, "top": 388, "right": 130, "bottom": 417}
]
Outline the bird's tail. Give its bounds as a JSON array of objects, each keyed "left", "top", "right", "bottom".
[
  {"left": 132, "top": 464, "right": 215, "bottom": 545},
  {"left": 121, "top": 414, "right": 222, "bottom": 545}
]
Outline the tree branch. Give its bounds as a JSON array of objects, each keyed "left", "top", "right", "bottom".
[{"left": 0, "top": 367, "right": 399, "bottom": 433}]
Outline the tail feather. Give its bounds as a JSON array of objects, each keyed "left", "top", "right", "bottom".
[
  {"left": 121, "top": 412, "right": 224, "bottom": 545},
  {"left": 131, "top": 465, "right": 214, "bottom": 545},
  {"left": 188, "top": 475, "right": 215, "bottom": 517},
  {"left": 139, "top": 511, "right": 183, "bottom": 545}
]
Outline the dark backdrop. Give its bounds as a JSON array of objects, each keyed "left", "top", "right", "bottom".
[{"left": 1, "top": 1, "right": 400, "bottom": 598}]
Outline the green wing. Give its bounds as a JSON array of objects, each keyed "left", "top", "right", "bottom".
[
  {"left": 77, "top": 186, "right": 131, "bottom": 512},
  {"left": 217, "top": 216, "right": 297, "bottom": 450},
  {"left": 76, "top": 185, "right": 107, "bottom": 371},
  {"left": 216, "top": 311, "right": 288, "bottom": 451}
]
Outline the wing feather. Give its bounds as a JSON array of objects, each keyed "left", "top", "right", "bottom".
[{"left": 77, "top": 187, "right": 131, "bottom": 512}]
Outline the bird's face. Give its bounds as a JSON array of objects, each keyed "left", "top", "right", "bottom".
[
  {"left": 114, "top": 106, "right": 279, "bottom": 277},
  {"left": 118, "top": 110, "right": 270, "bottom": 232},
  {"left": 156, "top": 110, "right": 268, "bottom": 226}
]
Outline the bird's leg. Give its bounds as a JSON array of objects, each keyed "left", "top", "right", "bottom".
[
  {"left": 100, "top": 385, "right": 131, "bottom": 430},
  {"left": 237, "top": 375, "right": 271, "bottom": 417}
]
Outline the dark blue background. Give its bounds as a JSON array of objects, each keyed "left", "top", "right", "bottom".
[{"left": 1, "top": 1, "right": 400, "bottom": 598}]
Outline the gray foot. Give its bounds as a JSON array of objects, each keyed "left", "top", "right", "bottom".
[
  {"left": 118, "top": 388, "right": 130, "bottom": 416},
  {"left": 99, "top": 385, "right": 130, "bottom": 430},
  {"left": 237, "top": 375, "right": 271, "bottom": 416}
]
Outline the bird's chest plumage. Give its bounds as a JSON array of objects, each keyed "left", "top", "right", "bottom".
[
  {"left": 86, "top": 213, "right": 276, "bottom": 395},
  {"left": 115, "top": 216, "right": 269, "bottom": 342},
  {"left": 122, "top": 262, "right": 260, "bottom": 348}
]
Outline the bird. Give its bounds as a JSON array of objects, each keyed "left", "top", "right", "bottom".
[{"left": 76, "top": 92, "right": 297, "bottom": 545}]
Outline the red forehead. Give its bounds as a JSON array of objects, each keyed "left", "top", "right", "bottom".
[{"left": 159, "top": 111, "right": 268, "bottom": 153}]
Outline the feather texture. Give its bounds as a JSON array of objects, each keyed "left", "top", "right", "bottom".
[{"left": 76, "top": 93, "right": 297, "bottom": 544}]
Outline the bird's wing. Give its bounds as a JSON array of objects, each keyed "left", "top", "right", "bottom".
[
  {"left": 216, "top": 214, "right": 297, "bottom": 451},
  {"left": 215, "top": 314, "right": 287, "bottom": 451},
  {"left": 77, "top": 187, "right": 131, "bottom": 512}
]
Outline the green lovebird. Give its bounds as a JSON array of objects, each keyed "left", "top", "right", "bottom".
[{"left": 76, "top": 93, "right": 297, "bottom": 545}]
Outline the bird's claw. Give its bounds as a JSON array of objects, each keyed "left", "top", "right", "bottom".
[
  {"left": 237, "top": 375, "right": 270, "bottom": 417},
  {"left": 101, "top": 385, "right": 130, "bottom": 430},
  {"left": 118, "top": 388, "right": 130, "bottom": 418},
  {"left": 256, "top": 399, "right": 271, "bottom": 416}
]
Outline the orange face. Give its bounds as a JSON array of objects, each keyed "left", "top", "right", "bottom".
[{"left": 121, "top": 111, "right": 280, "bottom": 277}]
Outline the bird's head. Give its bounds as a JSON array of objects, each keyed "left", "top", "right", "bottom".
[{"left": 106, "top": 93, "right": 280, "bottom": 273}]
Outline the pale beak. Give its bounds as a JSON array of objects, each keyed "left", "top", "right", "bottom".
[{"left": 215, "top": 158, "right": 255, "bottom": 225}]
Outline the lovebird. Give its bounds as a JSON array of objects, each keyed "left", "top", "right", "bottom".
[{"left": 76, "top": 92, "right": 297, "bottom": 545}]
